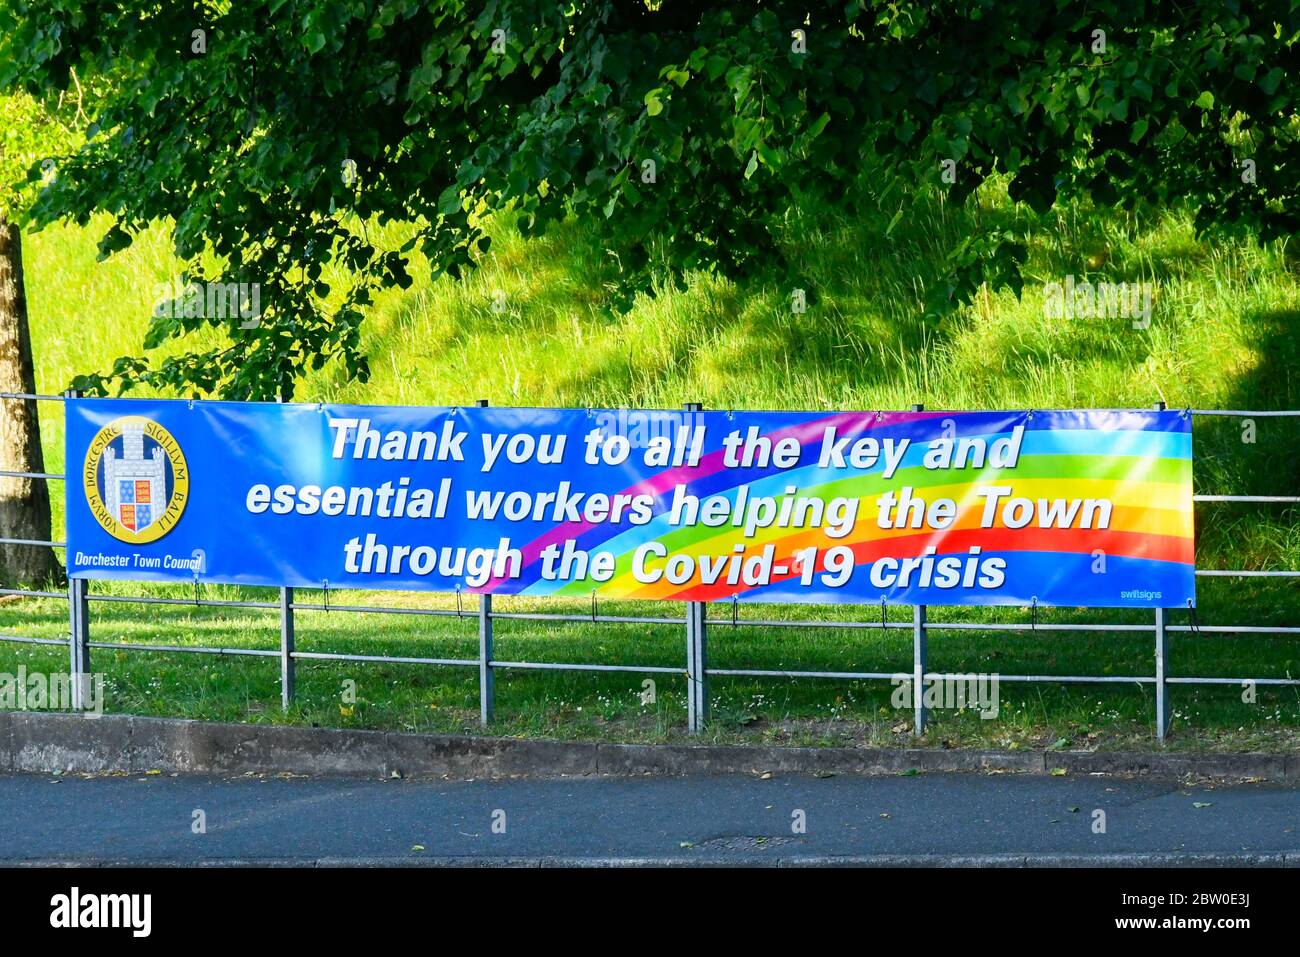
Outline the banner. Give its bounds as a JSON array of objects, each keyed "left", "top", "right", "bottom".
[{"left": 65, "top": 399, "right": 1195, "bottom": 607}]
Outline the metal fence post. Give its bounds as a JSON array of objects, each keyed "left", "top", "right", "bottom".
[
  {"left": 913, "top": 604, "right": 927, "bottom": 736},
  {"left": 686, "top": 600, "right": 708, "bottom": 733},
  {"left": 479, "top": 592, "right": 494, "bottom": 725},
  {"left": 273, "top": 396, "right": 296, "bottom": 711},
  {"left": 63, "top": 389, "right": 92, "bottom": 711},
  {"left": 280, "top": 586, "right": 295, "bottom": 710},
  {"left": 68, "top": 575, "right": 90, "bottom": 711},
  {"left": 1152, "top": 402, "right": 1169, "bottom": 741},
  {"left": 683, "top": 402, "right": 707, "bottom": 733},
  {"left": 1155, "top": 607, "right": 1169, "bottom": 741},
  {"left": 477, "top": 398, "right": 495, "bottom": 725},
  {"left": 911, "top": 403, "right": 928, "bottom": 736}
]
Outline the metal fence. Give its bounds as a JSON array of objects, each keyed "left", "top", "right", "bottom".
[{"left": 2, "top": 392, "right": 1297, "bottom": 741}]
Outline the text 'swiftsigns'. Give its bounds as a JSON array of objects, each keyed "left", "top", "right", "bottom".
[{"left": 65, "top": 400, "right": 1195, "bottom": 607}]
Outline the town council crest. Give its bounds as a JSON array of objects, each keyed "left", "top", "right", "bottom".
[{"left": 83, "top": 416, "right": 189, "bottom": 544}]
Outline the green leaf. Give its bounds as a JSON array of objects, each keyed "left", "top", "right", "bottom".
[
  {"left": 663, "top": 68, "right": 690, "bottom": 89},
  {"left": 1259, "top": 67, "right": 1283, "bottom": 95},
  {"left": 743, "top": 151, "right": 759, "bottom": 179},
  {"left": 1194, "top": 91, "right": 1215, "bottom": 110},
  {"left": 437, "top": 185, "right": 462, "bottom": 216}
]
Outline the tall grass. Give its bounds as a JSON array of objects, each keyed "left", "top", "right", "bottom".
[{"left": 7, "top": 183, "right": 1300, "bottom": 748}]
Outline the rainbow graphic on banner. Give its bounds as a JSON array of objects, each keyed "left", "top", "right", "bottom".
[{"left": 480, "top": 409, "right": 1195, "bottom": 608}]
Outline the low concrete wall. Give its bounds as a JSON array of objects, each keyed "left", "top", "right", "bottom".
[{"left": 0, "top": 711, "right": 1293, "bottom": 780}]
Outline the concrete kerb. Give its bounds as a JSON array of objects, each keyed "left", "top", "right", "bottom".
[{"left": 0, "top": 711, "right": 1293, "bottom": 781}]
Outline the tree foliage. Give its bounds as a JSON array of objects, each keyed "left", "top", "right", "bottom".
[
  {"left": 0, "top": 86, "right": 86, "bottom": 218},
  {"left": 1, "top": 1, "right": 1296, "bottom": 399}
]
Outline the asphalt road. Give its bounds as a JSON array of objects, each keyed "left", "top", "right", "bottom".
[{"left": 1, "top": 770, "right": 1298, "bottom": 865}]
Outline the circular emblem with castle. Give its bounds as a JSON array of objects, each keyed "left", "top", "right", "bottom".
[{"left": 83, "top": 416, "right": 189, "bottom": 544}]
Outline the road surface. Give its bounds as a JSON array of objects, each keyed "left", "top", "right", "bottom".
[{"left": 1, "top": 770, "right": 1297, "bottom": 865}]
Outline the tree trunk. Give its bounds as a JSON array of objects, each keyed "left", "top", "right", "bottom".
[{"left": 0, "top": 214, "right": 61, "bottom": 587}]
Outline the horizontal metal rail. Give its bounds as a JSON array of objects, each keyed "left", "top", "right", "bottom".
[
  {"left": 1167, "top": 624, "right": 1300, "bottom": 634},
  {"left": 1189, "top": 409, "right": 1300, "bottom": 417},
  {"left": 9, "top": 396, "right": 1300, "bottom": 414},
  {"left": 1166, "top": 676, "right": 1300, "bottom": 686},
  {"left": 718, "top": 617, "right": 912, "bottom": 630},
  {"left": 924, "top": 620, "right": 1151, "bottom": 632},
  {"left": 0, "top": 634, "right": 69, "bottom": 646},
  {"left": 1195, "top": 495, "right": 1300, "bottom": 503},
  {"left": 489, "top": 660, "right": 682, "bottom": 675},
  {"left": 489, "top": 611, "right": 687, "bottom": 624},
  {"left": 0, "top": 587, "right": 69, "bottom": 599},
  {"left": 706, "top": 667, "right": 1154, "bottom": 684},
  {"left": 87, "top": 593, "right": 280, "bottom": 610},
  {"left": 930, "top": 672, "right": 1156, "bottom": 684},
  {"left": 709, "top": 667, "right": 901, "bottom": 680},
  {"left": 1196, "top": 569, "right": 1300, "bottom": 577},
  {"left": 290, "top": 601, "right": 466, "bottom": 617},
  {"left": 87, "top": 640, "right": 280, "bottom": 657},
  {"left": 4, "top": 395, "right": 1296, "bottom": 415},
  {"left": 291, "top": 650, "right": 476, "bottom": 667},
  {"left": 0, "top": 471, "right": 65, "bottom": 480}
]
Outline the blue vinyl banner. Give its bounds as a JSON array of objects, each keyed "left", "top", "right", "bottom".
[{"left": 65, "top": 398, "right": 1196, "bottom": 607}]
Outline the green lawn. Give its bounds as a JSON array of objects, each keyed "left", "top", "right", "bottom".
[
  {"left": 4, "top": 579, "right": 1300, "bottom": 750},
  {"left": 5, "top": 183, "right": 1299, "bottom": 750}
]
